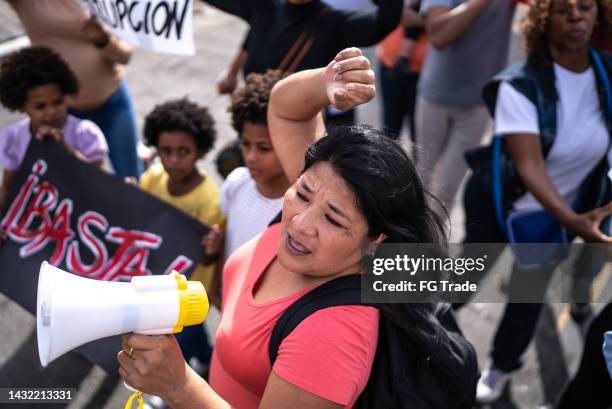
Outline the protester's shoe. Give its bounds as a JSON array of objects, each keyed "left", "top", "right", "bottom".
[
  {"left": 570, "top": 302, "right": 593, "bottom": 324},
  {"left": 476, "top": 362, "right": 510, "bottom": 403}
]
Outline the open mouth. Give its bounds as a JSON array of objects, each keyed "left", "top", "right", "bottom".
[{"left": 286, "top": 234, "right": 312, "bottom": 256}]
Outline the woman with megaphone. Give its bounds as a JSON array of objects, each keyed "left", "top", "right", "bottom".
[{"left": 118, "top": 47, "right": 446, "bottom": 409}]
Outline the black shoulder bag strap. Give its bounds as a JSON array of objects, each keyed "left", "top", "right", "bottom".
[
  {"left": 528, "top": 60, "right": 558, "bottom": 157},
  {"left": 268, "top": 273, "right": 362, "bottom": 365},
  {"left": 492, "top": 60, "right": 558, "bottom": 227},
  {"left": 268, "top": 211, "right": 282, "bottom": 227}
]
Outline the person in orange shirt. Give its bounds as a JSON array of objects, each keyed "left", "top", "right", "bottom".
[{"left": 377, "top": 0, "right": 427, "bottom": 142}]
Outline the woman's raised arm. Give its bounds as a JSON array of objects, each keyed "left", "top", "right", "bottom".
[{"left": 267, "top": 47, "right": 376, "bottom": 183}]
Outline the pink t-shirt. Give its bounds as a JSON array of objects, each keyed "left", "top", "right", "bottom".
[
  {"left": 209, "top": 224, "right": 379, "bottom": 409},
  {"left": 0, "top": 115, "right": 108, "bottom": 171}
]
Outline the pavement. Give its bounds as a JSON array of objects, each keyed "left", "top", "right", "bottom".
[{"left": 0, "top": 2, "right": 610, "bottom": 409}]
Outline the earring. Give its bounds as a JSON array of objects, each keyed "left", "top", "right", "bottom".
[{"left": 366, "top": 243, "right": 377, "bottom": 257}]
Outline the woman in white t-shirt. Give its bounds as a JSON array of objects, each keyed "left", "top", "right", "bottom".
[{"left": 466, "top": 0, "right": 612, "bottom": 404}]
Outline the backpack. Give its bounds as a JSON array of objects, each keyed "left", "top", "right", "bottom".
[
  {"left": 464, "top": 48, "right": 612, "bottom": 228},
  {"left": 268, "top": 274, "right": 479, "bottom": 409}
]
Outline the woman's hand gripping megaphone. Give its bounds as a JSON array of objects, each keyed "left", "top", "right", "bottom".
[
  {"left": 35, "top": 263, "right": 209, "bottom": 409},
  {"left": 117, "top": 271, "right": 209, "bottom": 408}
]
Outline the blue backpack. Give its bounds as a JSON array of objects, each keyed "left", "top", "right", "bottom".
[
  {"left": 465, "top": 49, "right": 612, "bottom": 267},
  {"left": 466, "top": 49, "right": 612, "bottom": 229}
]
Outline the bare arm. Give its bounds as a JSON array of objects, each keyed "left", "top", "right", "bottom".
[
  {"left": 268, "top": 48, "right": 376, "bottom": 183},
  {"left": 424, "top": 0, "right": 491, "bottom": 50},
  {"left": 267, "top": 69, "right": 327, "bottom": 183},
  {"left": 118, "top": 334, "right": 346, "bottom": 409},
  {"left": 218, "top": 40, "right": 249, "bottom": 94},
  {"left": 506, "top": 134, "right": 612, "bottom": 243}
]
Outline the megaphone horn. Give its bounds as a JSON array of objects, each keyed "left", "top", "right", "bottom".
[{"left": 36, "top": 261, "right": 208, "bottom": 367}]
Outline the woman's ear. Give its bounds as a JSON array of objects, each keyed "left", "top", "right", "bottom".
[
  {"left": 372, "top": 233, "right": 387, "bottom": 245},
  {"left": 365, "top": 233, "right": 387, "bottom": 255}
]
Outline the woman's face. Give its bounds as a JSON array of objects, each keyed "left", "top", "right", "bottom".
[
  {"left": 548, "top": 0, "right": 598, "bottom": 53},
  {"left": 278, "top": 162, "right": 376, "bottom": 279}
]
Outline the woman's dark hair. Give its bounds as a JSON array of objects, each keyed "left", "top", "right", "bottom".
[
  {"left": 304, "top": 127, "right": 451, "bottom": 349},
  {"left": 230, "top": 69, "right": 286, "bottom": 135},
  {"left": 0, "top": 46, "right": 79, "bottom": 111},
  {"left": 144, "top": 97, "right": 216, "bottom": 152},
  {"left": 303, "top": 125, "right": 445, "bottom": 244}
]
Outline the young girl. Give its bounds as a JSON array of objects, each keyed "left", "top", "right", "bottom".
[
  {"left": 0, "top": 46, "right": 108, "bottom": 215},
  {"left": 139, "top": 98, "right": 225, "bottom": 379}
]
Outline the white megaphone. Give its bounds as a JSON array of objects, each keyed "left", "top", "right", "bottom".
[{"left": 37, "top": 261, "right": 209, "bottom": 367}]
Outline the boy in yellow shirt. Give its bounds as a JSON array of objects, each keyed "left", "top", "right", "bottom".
[{"left": 139, "top": 97, "right": 224, "bottom": 374}]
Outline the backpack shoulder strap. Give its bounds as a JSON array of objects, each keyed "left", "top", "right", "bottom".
[
  {"left": 268, "top": 273, "right": 362, "bottom": 366},
  {"left": 482, "top": 61, "right": 529, "bottom": 116},
  {"left": 268, "top": 211, "right": 282, "bottom": 226},
  {"left": 529, "top": 61, "right": 558, "bottom": 156},
  {"left": 490, "top": 58, "right": 558, "bottom": 227},
  {"left": 483, "top": 59, "right": 558, "bottom": 154},
  {"left": 590, "top": 48, "right": 612, "bottom": 131}
]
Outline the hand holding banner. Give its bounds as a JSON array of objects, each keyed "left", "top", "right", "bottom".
[
  {"left": 0, "top": 139, "right": 208, "bottom": 372},
  {"left": 82, "top": 0, "right": 195, "bottom": 55}
]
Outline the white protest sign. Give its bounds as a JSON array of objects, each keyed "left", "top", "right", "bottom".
[{"left": 82, "top": 0, "right": 195, "bottom": 55}]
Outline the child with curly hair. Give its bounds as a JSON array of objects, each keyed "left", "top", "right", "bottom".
[
  {"left": 215, "top": 70, "right": 291, "bottom": 278},
  {"left": 139, "top": 97, "right": 225, "bottom": 376},
  {"left": 222, "top": 69, "right": 290, "bottom": 251},
  {"left": 0, "top": 46, "right": 108, "bottom": 214}
]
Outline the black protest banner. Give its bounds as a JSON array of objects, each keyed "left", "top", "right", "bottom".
[{"left": 0, "top": 139, "right": 208, "bottom": 373}]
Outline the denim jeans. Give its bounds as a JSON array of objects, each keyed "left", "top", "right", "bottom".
[{"left": 70, "top": 80, "right": 143, "bottom": 178}]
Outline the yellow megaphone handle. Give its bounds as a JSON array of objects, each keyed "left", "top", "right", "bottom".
[{"left": 124, "top": 391, "right": 144, "bottom": 409}]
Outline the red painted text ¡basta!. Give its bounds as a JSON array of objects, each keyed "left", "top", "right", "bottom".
[{"left": 0, "top": 160, "right": 194, "bottom": 281}]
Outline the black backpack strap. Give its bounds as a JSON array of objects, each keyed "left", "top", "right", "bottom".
[
  {"left": 268, "top": 211, "right": 282, "bottom": 226},
  {"left": 529, "top": 61, "right": 558, "bottom": 156},
  {"left": 268, "top": 274, "right": 362, "bottom": 366}
]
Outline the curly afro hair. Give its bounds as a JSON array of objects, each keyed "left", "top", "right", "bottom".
[
  {"left": 144, "top": 97, "right": 216, "bottom": 152},
  {"left": 522, "top": 0, "right": 611, "bottom": 61},
  {"left": 229, "top": 69, "right": 286, "bottom": 135},
  {"left": 0, "top": 46, "right": 79, "bottom": 111}
]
